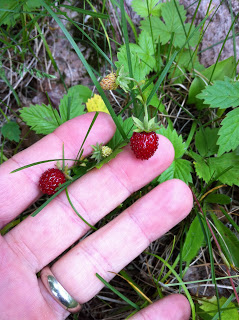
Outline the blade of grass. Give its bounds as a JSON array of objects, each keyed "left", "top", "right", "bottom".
[
  {"left": 119, "top": 0, "right": 136, "bottom": 109},
  {"left": 96, "top": 273, "right": 140, "bottom": 311},
  {"left": 147, "top": 253, "right": 196, "bottom": 320},
  {"left": 65, "top": 188, "right": 97, "bottom": 230},
  {"left": 58, "top": 4, "right": 109, "bottom": 19},
  {"left": 209, "top": 12, "right": 239, "bottom": 82},
  {"left": 10, "top": 158, "right": 77, "bottom": 173},
  {"left": 39, "top": 0, "right": 126, "bottom": 140}
]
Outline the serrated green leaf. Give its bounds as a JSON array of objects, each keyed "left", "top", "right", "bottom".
[
  {"left": 158, "top": 159, "right": 193, "bottom": 184},
  {"left": 182, "top": 215, "right": 205, "bottom": 266},
  {"left": 108, "top": 117, "right": 134, "bottom": 149},
  {"left": 131, "top": 0, "right": 162, "bottom": 17},
  {"left": 188, "top": 57, "right": 236, "bottom": 109},
  {"left": 115, "top": 32, "right": 156, "bottom": 81},
  {"left": 208, "top": 152, "right": 239, "bottom": 186},
  {"left": 199, "top": 296, "right": 239, "bottom": 320},
  {"left": 59, "top": 85, "right": 90, "bottom": 122},
  {"left": 194, "top": 157, "right": 211, "bottom": 183},
  {"left": 157, "top": 126, "right": 186, "bottom": 158},
  {"left": 1, "top": 121, "right": 21, "bottom": 142},
  {"left": 20, "top": 104, "right": 62, "bottom": 135},
  {"left": 204, "top": 194, "right": 231, "bottom": 205},
  {"left": 211, "top": 213, "right": 239, "bottom": 268},
  {"left": 195, "top": 127, "right": 219, "bottom": 157},
  {"left": 140, "top": 0, "right": 199, "bottom": 48},
  {"left": 197, "top": 78, "right": 239, "bottom": 109},
  {"left": 217, "top": 108, "right": 239, "bottom": 156}
]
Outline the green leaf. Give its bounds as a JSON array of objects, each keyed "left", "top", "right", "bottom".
[
  {"left": 0, "top": 0, "right": 42, "bottom": 26},
  {"left": 182, "top": 215, "right": 205, "bottom": 266},
  {"left": 204, "top": 194, "right": 231, "bottom": 205},
  {"left": 217, "top": 108, "right": 239, "bottom": 156},
  {"left": 157, "top": 126, "right": 186, "bottom": 158},
  {"left": 19, "top": 104, "right": 62, "bottom": 135},
  {"left": 199, "top": 296, "right": 239, "bottom": 320},
  {"left": 1, "top": 121, "right": 21, "bottom": 142},
  {"left": 194, "top": 152, "right": 239, "bottom": 186},
  {"left": 194, "top": 156, "right": 211, "bottom": 183},
  {"left": 158, "top": 159, "right": 193, "bottom": 184},
  {"left": 197, "top": 78, "right": 239, "bottom": 109},
  {"left": 169, "top": 49, "right": 204, "bottom": 83},
  {"left": 208, "top": 152, "right": 239, "bottom": 186},
  {"left": 59, "top": 85, "right": 90, "bottom": 122},
  {"left": 140, "top": 0, "right": 199, "bottom": 48},
  {"left": 115, "top": 31, "right": 156, "bottom": 81},
  {"left": 211, "top": 213, "right": 239, "bottom": 268},
  {"left": 195, "top": 127, "right": 219, "bottom": 157},
  {"left": 188, "top": 57, "right": 236, "bottom": 109},
  {"left": 142, "top": 83, "right": 160, "bottom": 108},
  {"left": 108, "top": 117, "right": 134, "bottom": 149},
  {"left": 131, "top": 0, "right": 162, "bottom": 17}
]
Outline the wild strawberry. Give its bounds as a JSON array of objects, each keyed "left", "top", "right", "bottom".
[
  {"left": 102, "top": 145, "right": 113, "bottom": 158},
  {"left": 39, "top": 168, "right": 66, "bottom": 195},
  {"left": 130, "top": 131, "right": 159, "bottom": 160},
  {"left": 91, "top": 143, "right": 113, "bottom": 163},
  {"left": 100, "top": 72, "right": 118, "bottom": 90}
]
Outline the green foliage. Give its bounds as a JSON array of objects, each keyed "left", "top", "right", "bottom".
[
  {"left": 197, "top": 78, "right": 239, "bottom": 109},
  {"left": 195, "top": 127, "right": 219, "bottom": 157},
  {"left": 204, "top": 194, "right": 231, "bottom": 205},
  {"left": 182, "top": 215, "right": 205, "bottom": 266},
  {"left": 217, "top": 108, "right": 239, "bottom": 156},
  {"left": 1, "top": 121, "right": 21, "bottom": 142},
  {"left": 140, "top": 0, "right": 200, "bottom": 48},
  {"left": 157, "top": 126, "right": 186, "bottom": 158},
  {"left": 211, "top": 213, "right": 239, "bottom": 268},
  {"left": 169, "top": 49, "right": 204, "bottom": 83},
  {"left": 198, "top": 296, "right": 239, "bottom": 320},
  {"left": 194, "top": 152, "right": 239, "bottom": 186},
  {"left": 108, "top": 117, "right": 135, "bottom": 149},
  {"left": 115, "top": 30, "right": 155, "bottom": 81},
  {"left": 0, "top": 0, "right": 42, "bottom": 26},
  {"left": 157, "top": 126, "right": 192, "bottom": 184},
  {"left": 158, "top": 158, "right": 193, "bottom": 184},
  {"left": 188, "top": 57, "right": 236, "bottom": 109},
  {"left": 131, "top": 0, "right": 162, "bottom": 17},
  {"left": 19, "top": 85, "right": 91, "bottom": 135}
]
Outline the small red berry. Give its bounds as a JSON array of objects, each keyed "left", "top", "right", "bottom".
[
  {"left": 39, "top": 168, "right": 66, "bottom": 195},
  {"left": 130, "top": 131, "right": 159, "bottom": 160}
]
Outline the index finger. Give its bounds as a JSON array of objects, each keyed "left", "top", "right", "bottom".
[{"left": 0, "top": 113, "right": 116, "bottom": 228}]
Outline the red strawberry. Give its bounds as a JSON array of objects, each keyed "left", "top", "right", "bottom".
[
  {"left": 39, "top": 168, "right": 66, "bottom": 195},
  {"left": 130, "top": 131, "right": 159, "bottom": 160}
]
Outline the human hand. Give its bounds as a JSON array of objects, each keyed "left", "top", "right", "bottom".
[{"left": 0, "top": 113, "right": 193, "bottom": 320}]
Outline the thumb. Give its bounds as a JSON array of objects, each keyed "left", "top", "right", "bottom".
[{"left": 130, "top": 294, "right": 191, "bottom": 320}]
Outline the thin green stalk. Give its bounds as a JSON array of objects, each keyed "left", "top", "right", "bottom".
[
  {"left": 65, "top": 188, "right": 97, "bottom": 231},
  {"left": 148, "top": 253, "right": 196, "bottom": 320},
  {"left": 39, "top": 0, "right": 126, "bottom": 140},
  {"left": 96, "top": 273, "right": 140, "bottom": 311},
  {"left": 209, "top": 12, "right": 239, "bottom": 82},
  {"left": 86, "top": 0, "right": 113, "bottom": 68},
  {"left": 119, "top": 0, "right": 136, "bottom": 110}
]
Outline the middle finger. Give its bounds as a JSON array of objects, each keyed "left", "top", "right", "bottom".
[{"left": 4, "top": 136, "right": 174, "bottom": 272}]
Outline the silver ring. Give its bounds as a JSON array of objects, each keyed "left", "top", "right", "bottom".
[{"left": 40, "top": 266, "right": 81, "bottom": 313}]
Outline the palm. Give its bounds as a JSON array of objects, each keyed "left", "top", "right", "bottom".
[{"left": 0, "top": 113, "right": 192, "bottom": 320}]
